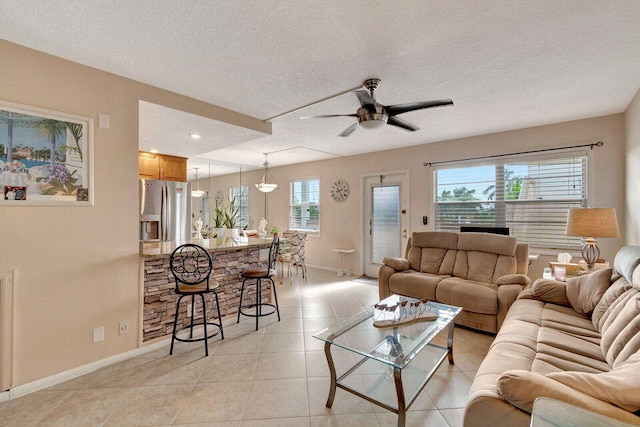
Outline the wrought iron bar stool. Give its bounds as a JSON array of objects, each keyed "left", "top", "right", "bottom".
[
  {"left": 237, "top": 237, "right": 280, "bottom": 330},
  {"left": 169, "top": 244, "right": 224, "bottom": 356}
]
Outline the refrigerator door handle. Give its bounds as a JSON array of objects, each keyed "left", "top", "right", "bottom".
[{"left": 161, "top": 185, "right": 167, "bottom": 241}]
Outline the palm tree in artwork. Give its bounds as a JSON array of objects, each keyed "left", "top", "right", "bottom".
[
  {"left": 36, "top": 119, "right": 66, "bottom": 164},
  {"left": 65, "top": 122, "right": 83, "bottom": 162}
]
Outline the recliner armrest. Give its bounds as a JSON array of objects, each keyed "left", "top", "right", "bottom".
[
  {"left": 496, "top": 273, "right": 531, "bottom": 287},
  {"left": 529, "top": 278, "right": 571, "bottom": 306},
  {"left": 383, "top": 257, "right": 410, "bottom": 272}
]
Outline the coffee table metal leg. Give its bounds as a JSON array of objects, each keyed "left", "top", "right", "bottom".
[
  {"left": 393, "top": 367, "right": 406, "bottom": 427},
  {"left": 324, "top": 341, "right": 337, "bottom": 408},
  {"left": 447, "top": 322, "right": 455, "bottom": 364}
]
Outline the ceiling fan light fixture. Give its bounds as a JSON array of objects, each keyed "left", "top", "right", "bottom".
[
  {"left": 358, "top": 113, "right": 388, "bottom": 130},
  {"left": 256, "top": 154, "right": 279, "bottom": 193}
]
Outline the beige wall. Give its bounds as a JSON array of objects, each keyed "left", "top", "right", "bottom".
[
  {"left": 0, "top": 40, "right": 268, "bottom": 386},
  {"left": 625, "top": 88, "right": 640, "bottom": 245},
  {"left": 0, "top": 39, "right": 633, "bottom": 387}
]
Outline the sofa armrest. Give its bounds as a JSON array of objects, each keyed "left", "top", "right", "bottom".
[
  {"left": 496, "top": 273, "right": 531, "bottom": 287},
  {"left": 378, "top": 265, "right": 396, "bottom": 300},
  {"left": 497, "top": 284, "right": 524, "bottom": 330},
  {"left": 382, "top": 257, "right": 410, "bottom": 271},
  {"left": 529, "top": 278, "right": 571, "bottom": 306},
  {"left": 497, "top": 370, "right": 640, "bottom": 426}
]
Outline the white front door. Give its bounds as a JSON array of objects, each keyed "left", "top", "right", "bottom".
[{"left": 363, "top": 172, "right": 409, "bottom": 278}]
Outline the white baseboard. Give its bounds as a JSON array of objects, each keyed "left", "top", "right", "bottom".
[
  {"left": 5, "top": 337, "right": 172, "bottom": 400},
  {"left": 306, "top": 264, "right": 363, "bottom": 277}
]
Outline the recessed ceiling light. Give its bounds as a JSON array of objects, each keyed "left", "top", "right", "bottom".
[
  {"left": 149, "top": 149, "right": 158, "bottom": 153},
  {"left": 190, "top": 133, "right": 201, "bottom": 140}
]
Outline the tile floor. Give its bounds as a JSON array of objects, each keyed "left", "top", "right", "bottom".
[{"left": 0, "top": 269, "right": 494, "bottom": 427}]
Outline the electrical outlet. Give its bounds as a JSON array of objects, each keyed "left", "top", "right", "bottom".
[
  {"left": 119, "top": 320, "right": 129, "bottom": 335},
  {"left": 92, "top": 326, "right": 104, "bottom": 343}
]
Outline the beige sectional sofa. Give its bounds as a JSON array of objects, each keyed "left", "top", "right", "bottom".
[
  {"left": 464, "top": 245, "right": 640, "bottom": 427},
  {"left": 379, "top": 231, "right": 530, "bottom": 333}
]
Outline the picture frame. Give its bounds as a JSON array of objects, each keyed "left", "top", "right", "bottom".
[{"left": 0, "top": 100, "right": 94, "bottom": 206}]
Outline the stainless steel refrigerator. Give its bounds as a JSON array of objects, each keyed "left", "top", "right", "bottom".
[{"left": 139, "top": 179, "right": 192, "bottom": 241}]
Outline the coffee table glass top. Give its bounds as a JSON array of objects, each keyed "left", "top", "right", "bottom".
[{"left": 313, "top": 294, "right": 461, "bottom": 369}]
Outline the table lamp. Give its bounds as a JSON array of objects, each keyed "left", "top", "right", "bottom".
[{"left": 565, "top": 207, "right": 619, "bottom": 270}]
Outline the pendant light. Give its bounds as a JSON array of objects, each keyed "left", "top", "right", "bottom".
[
  {"left": 256, "top": 153, "right": 278, "bottom": 193},
  {"left": 191, "top": 167, "right": 206, "bottom": 198}
]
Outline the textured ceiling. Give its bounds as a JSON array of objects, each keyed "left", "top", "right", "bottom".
[{"left": 2, "top": 1, "right": 640, "bottom": 176}]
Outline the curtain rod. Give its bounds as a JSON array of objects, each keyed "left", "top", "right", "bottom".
[{"left": 423, "top": 141, "right": 604, "bottom": 167}]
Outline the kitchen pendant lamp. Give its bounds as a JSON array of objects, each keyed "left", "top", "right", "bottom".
[
  {"left": 256, "top": 153, "right": 278, "bottom": 193},
  {"left": 191, "top": 167, "right": 206, "bottom": 198}
]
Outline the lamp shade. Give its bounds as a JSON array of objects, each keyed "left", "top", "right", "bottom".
[{"left": 565, "top": 208, "right": 620, "bottom": 238}]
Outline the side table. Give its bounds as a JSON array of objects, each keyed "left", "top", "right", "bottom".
[{"left": 332, "top": 248, "right": 356, "bottom": 276}]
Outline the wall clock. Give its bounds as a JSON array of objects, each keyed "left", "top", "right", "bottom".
[{"left": 330, "top": 180, "right": 349, "bottom": 202}]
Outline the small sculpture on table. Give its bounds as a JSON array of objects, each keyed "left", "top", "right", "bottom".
[
  {"left": 194, "top": 217, "right": 203, "bottom": 240},
  {"left": 258, "top": 217, "right": 268, "bottom": 238}
]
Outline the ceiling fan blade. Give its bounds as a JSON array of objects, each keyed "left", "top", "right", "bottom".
[
  {"left": 299, "top": 114, "right": 358, "bottom": 119},
  {"left": 354, "top": 90, "right": 376, "bottom": 110},
  {"left": 385, "top": 99, "right": 454, "bottom": 116},
  {"left": 387, "top": 116, "right": 419, "bottom": 132},
  {"left": 338, "top": 123, "right": 358, "bottom": 137}
]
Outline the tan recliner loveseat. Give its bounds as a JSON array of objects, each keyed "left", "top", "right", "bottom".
[
  {"left": 464, "top": 245, "right": 640, "bottom": 427},
  {"left": 379, "top": 231, "right": 530, "bottom": 333}
]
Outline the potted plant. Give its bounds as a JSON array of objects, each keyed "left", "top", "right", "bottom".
[
  {"left": 212, "top": 202, "right": 226, "bottom": 238},
  {"left": 269, "top": 226, "right": 280, "bottom": 237}
]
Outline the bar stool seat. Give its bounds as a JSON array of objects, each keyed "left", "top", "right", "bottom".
[{"left": 237, "top": 237, "right": 280, "bottom": 330}]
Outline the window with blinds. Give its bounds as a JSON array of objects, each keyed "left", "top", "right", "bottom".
[
  {"left": 434, "top": 151, "right": 587, "bottom": 251},
  {"left": 229, "top": 185, "right": 249, "bottom": 228},
  {"left": 290, "top": 178, "right": 320, "bottom": 232}
]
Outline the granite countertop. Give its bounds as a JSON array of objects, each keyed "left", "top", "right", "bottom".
[{"left": 140, "top": 237, "right": 273, "bottom": 258}]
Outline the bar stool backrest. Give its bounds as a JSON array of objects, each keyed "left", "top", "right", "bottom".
[
  {"left": 268, "top": 237, "right": 280, "bottom": 274},
  {"left": 170, "top": 244, "right": 213, "bottom": 289}
]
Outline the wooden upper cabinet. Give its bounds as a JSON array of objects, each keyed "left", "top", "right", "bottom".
[
  {"left": 138, "top": 152, "right": 160, "bottom": 180},
  {"left": 139, "top": 151, "right": 187, "bottom": 182},
  {"left": 161, "top": 155, "right": 187, "bottom": 182}
]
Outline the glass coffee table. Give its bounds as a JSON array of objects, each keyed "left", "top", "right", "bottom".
[{"left": 313, "top": 294, "right": 461, "bottom": 427}]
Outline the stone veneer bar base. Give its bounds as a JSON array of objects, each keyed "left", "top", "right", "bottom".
[{"left": 142, "top": 246, "right": 269, "bottom": 342}]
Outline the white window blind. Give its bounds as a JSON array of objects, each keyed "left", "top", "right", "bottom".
[
  {"left": 229, "top": 185, "right": 249, "bottom": 228},
  {"left": 434, "top": 151, "right": 588, "bottom": 251},
  {"left": 290, "top": 178, "right": 320, "bottom": 232}
]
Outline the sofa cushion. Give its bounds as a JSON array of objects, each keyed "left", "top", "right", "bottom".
[
  {"left": 547, "top": 352, "right": 640, "bottom": 412},
  {"left": 411, "top": 231, "right": 458, "bottom": 249},
  {"left": 436, "top": 277, "right": 498, "bottom": 315},
  {"left": 613, "top": 245, "right": 640, "bottom": 285},
  {"left": 389, "top": 271, "right": 444, "bottom": 300},
  {"left": 531, "top": 279, "right": 571, "bottom": 306},
  {"left": 600, "top": 291, "right": 640, "bottom": 367},
  {"left": 592, "top": 278, "right": 634, "bottom": 331},
  {"left": 457, "top": 232, "right": 517, "bottom": 256},
  {"left": 566, "top": 268, "right": 612, "bottom": 315},
  {"left": 419, "top": 247, "right": 457, "bottom": 275}
]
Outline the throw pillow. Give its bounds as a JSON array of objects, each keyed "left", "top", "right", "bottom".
[
  {"left": 496, "top": 274, "right": 531, "bottom": 286},
  {"left": 547, "top": 352, "right": 640, "bottom": 412},
  {"left": 530, "top": 279, "right": 570, "bottom": 306},
  {"left": 566, "top": 268, "right": 613, "bottom": 315},
  {"left": 383, "top": 257, "right": 410, "bottom": 271}
]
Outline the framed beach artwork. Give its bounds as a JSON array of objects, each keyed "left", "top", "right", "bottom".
[{"left": 0, "top": 100, "right": 93, "bottom": 206}]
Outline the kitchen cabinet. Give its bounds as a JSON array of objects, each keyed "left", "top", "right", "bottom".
[{"left": 138, "top": 151, "right": 187, "bottom": 182}]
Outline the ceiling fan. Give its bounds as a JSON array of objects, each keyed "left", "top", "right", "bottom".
[{"left": 299, "top": 78, "right": 453, "bottom": 137}]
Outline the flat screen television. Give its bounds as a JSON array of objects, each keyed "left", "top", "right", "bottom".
[{"left": 460, "top": 226, "right": 510, "bottom": 236}]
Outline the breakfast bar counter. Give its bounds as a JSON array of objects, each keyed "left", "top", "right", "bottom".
[{"left": 140, "top": 237, "right": 272, "bottom": 342}]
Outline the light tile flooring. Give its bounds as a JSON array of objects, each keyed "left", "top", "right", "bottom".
[{"left": 0, "top": 269, "right": 494, "bottom": 427}]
